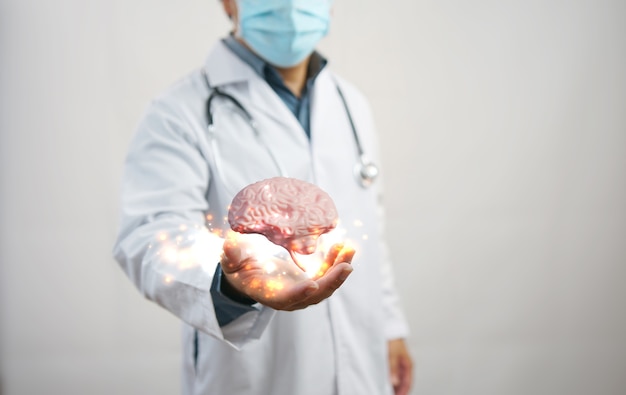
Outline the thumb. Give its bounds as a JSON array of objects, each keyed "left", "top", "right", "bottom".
[
  {"left": 222, "top": 238, "right": 242, "bottom": 262},
  {"left": 221, "top": 237, "right": 253, "bottom": 273}
]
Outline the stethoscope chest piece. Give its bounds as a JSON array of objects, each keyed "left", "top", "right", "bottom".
[{"left": 354, "top": 156, "right": 379, "bottom": 188}]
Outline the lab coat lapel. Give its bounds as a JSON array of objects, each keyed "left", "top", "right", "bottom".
[
  {"left": 203, "top": 41, "right": 254, "bottom": 87},
  {"left": 246, "top": 76, "right": 309, "bottom": 148},
  {"left": 249, "top": 76, "right": 306, "bottom": 135},
  {"left": 310, "top": 70, "right": 358, "bottom": 191},
  {"left": 204, "top": 41, "right": 308, "bottom": 148}
]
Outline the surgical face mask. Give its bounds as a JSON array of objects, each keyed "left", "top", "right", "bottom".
[{"left": 236, "top": 0, "right": 332, "bottom": 68}]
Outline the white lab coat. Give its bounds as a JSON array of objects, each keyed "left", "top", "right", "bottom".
[{"left": 113, "top": 40, "right": 409, "bottom": 395}]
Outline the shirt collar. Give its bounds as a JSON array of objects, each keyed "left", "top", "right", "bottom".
[{"left": 221, "top": 35, "right": 328, "bottom": 85}]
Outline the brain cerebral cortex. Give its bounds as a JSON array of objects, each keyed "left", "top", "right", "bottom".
[{"left": 228, "top": 177, "right": 339, "bottom": 255}]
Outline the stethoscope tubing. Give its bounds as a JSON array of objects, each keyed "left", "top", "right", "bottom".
[{"left": 201, "top": 69, "right": 377, "bottom": 188}]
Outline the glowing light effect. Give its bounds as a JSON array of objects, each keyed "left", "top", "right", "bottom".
[
  {"left": 291, "top": 251, "right": 326, "bottom": 278},
  {"left": 152, "top": 216, "right": 355, "bottom": 293},
  {"left": 263, "top": 261, "right": 277, "bottom": 274},
  {"left": 155, "top": 226, "right": 225, "bottom": 279},
  {"left": 161, "top": 246, "right": 178, "bottom": 263},
  {"left": 265, "top": 279, "right": 284, "bottom": 291}
]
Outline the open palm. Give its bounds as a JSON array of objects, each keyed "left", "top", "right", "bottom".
[{"left": 221, "top": 234, "right": 355, "bottom": 311}]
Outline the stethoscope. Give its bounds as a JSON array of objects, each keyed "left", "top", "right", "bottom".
[{"left": 201, "top": 69, "right": 379, "bottom": 189}]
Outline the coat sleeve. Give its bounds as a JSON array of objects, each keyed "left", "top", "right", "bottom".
[{"left": 112, "top": 99, "right": 275, "bottom": 349}]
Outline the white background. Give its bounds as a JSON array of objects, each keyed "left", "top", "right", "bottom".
[{"left": 1, "top": 0, "right": 625, "bottom": 394}]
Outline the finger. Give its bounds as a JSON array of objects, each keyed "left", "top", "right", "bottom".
[
  {"left": 284, "top": 261, "right": 353, "bottom": 310},
  {"left": 313, "top": 261, "right": 353, "bottom": 295},
  {"left": 221, "top": 239, "right": 255, "bottom": 274},
  {"left": 335, "top": 245, "right": 356, "bottom": 265},
  {"left": 280, "top": 247, "right": 355, "bottom": 309},
  {"left": 390, "top": 353, "right": 412, "bottom": 395},
  {"left": 222, "top": 236, "right": 262, "bottom": 273},
  {"left": 222, "top": 238, "right": 241, "bottom": 263},
  {"left": 324, "top": 243, "right": 344, "bottom": 266},
  {"left": 389, "top": 351, "right": 400, "bottom": 390},
  {"left": 398, "top": 355, "right": 413, "bottom": 395},
  {"left": 397, "top": 372, "right": 411, "bottom": 395},
  {"left": 220, "top": 247, "right": 240, "bottom": 274},
  {"left": 305, "top": 243, "right": 344, "bottom": 279},
  {"left": 269, "top": 280, "right": 319, "bottom": 310}
]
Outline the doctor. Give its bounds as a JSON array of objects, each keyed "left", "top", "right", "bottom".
[{"left": 113, "top": 0, "right": 412, "bottom": 394}]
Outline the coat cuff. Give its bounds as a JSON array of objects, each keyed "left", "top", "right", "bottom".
[
  {"left": 210, "top": 263, "right": 257, "bottom": 326},
  {"left": 209, "top": 263, "right": 276, "bottom": 349}
]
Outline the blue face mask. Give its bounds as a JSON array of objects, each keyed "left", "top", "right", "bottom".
[{"left": 236, "top": 0, "right": 332, "bottom": 68}]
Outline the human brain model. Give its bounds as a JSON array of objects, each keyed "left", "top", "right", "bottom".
[{"left": 228, "top": 177, "right": 338, "bottom": 263}]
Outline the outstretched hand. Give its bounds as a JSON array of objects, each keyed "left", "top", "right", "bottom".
[{"left": 220, "top": 234, "right": 355, "bottom": 311}]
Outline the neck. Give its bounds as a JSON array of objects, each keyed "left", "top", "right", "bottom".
[
  {"left": 236, "top": 37, "right": 309, "bottom": 97},
  {"left": 273, "top": 60, "right": 310, "bottom": 98}
]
